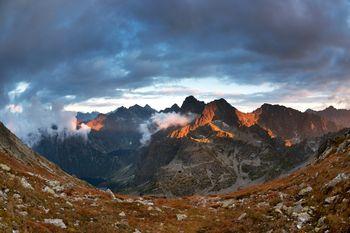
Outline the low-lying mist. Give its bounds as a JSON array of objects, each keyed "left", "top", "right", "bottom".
[
  {"left": 0, "top": 99, "right": 90, "bottom": 146},
  {"left": 139, "top": 112, "right": 195, "bottom": 146}
]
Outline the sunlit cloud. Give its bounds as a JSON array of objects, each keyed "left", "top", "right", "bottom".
[
  {"left": 6, "top": 104, "right": 23, "bottom": 113},
  {"left": 8, "top": 82, "right": 30, "bottom": 100}
]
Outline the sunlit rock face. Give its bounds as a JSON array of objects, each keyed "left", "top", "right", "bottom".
[{"left": 86, "top": 114, "right": 106, "bottom": 131}]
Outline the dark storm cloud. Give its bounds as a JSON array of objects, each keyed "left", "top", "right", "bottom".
[
  {"left": 0, "top": 0, "right": 127, "bottom": 104},
  {"left": 123, "top": 0, "right": 350, "bottom": 84},
  {"left": 0, "top": 0, "right": 350, "bottom": 108}
]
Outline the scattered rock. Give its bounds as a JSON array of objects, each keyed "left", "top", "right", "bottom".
[
  {"left": 221, "top": 199, "right": 235, "bottom": 208},
  {"left": 292, "top": 202, "right": 303, "bottom": 213},
  {"left": 155, "top": 207, "right": 162, "bottom": 212},
  {"left": 237, "top": 213, "right": 247, "bottom": 221},
  {"left": 0, "top": 163, "right": 11, "bottom": 172},
  {"left": 324, "top": 195, "right": 338, "bottom": 204},
  {"left": 119, "top": 211, "right": 126, "bottom": 217},
  {"left": 106, "top": 189, "right": 116, "bottom": 200},
  {"left": 257, "top": 202, "right": 269, "bottom": 208},
  {"left": 317, "top": 216, "right": 326, "bottom": 226},
  {"left": 136, "top": 199, "right": 154, "bottom": 206},
  {"left": 274, "top": 203, "right": 285, "bottom": 214},
  {"left": 298, "top": 186, "right": 312, "bottom": 196},
  {"left": 325, "top": 173, "right": 349, "bottom": 189},
  {"left": 17, "top": 211, "right": 28, "bottom": 216},
  {"left": 46, "top": 180, "right": 64, "bottom": 193},
  {"left": 278, "top": 192, "right": 288, "bottom": 200},
  {"left": 296, "top": 212, "right": 311, "bottom": 229},
  {"left": 42, "top": 206, "right": 50, "bottom": 214},
  {"left": 134, "top": 229, "right": 141, "bottom": 233},
  {"left": 20, "top": 177, "right": 33, "bottom": 190},
  {"left": 44, "top": 219, "right": 67, "bottom": 229},
  {"left": 315, "top": 216, "right": 327, "bottom": 232},
  {"left": 0, "top": 190, "right": 7, "bottom": 200},
  {"left": 176, "top": 214, "right": 188, "bottom": 221},
  {"left": 336, "top": 140, "right": 350, "bottom": 153},
  {"left": 42, "top": 186, "right": 55, "bottom": 195}
]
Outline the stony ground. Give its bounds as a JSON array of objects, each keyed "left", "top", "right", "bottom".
[{"left": 0, "top": 128, "right": 349, "bottom": 232}]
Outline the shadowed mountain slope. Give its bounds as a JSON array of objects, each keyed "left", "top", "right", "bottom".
[{"left": 307, "top": 106, "right": 350, "bottom": 129}]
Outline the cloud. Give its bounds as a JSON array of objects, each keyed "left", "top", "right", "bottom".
[
  {"left": 0, "top": 0, "right": 349, "bottom": 126},
  {"left": 0, "top": 98, "right": 91, "bottom": 146},
  {"left": 139, "top": 112, "right": 195, "bottom": 145}
]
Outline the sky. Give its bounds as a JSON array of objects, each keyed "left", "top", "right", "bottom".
[{"left": 1, "top": 0, "right": 350, "bottom": 120}]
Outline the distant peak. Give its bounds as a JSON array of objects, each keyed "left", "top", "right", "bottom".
[
  {"left": 184, "top": 95, "right": 198, "bottom": 102},
  {"left": 213, "top": 98, "right": 230, "bottom": 105},
  {"left": 181, "top": 95, "right": 205, "bottom": 114},
  {"left": 129, "top": 104, "right": 142, "bottom": 109},
  {"left": 182, "top": 95, "right": 204, "bottom": 106},
  {"left": 206, "top": 98, "right": 235, "bottom": 110},
  {"left": 261, "top": 103, "right": 274, "bottom": 108},
  {"left": 194, "top": 98, "right": 239, "bottom": 127},
  {"left": 118, "top": 106, "right": 127, "bottom": 110},
  {"left": 325, "top": 106, "right": 337, "bottom": 110},
  {"left": 160, "top": 103, "right": 181, "bottom": 113},
  {"left": 260, "top": 103, "right": 289, "bottom": 110}
]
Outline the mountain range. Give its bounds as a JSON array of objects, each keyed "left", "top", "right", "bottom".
[
  {"left": 32, "top": 96, "right": 348, "bottom": 196},
  {"left": 0, "top": 118, "right": 349, "bottom": 232},
  {"left": 306, "top": 106, "right": 350, "bottom": 129}
]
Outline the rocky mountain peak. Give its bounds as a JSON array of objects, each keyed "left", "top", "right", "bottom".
[
  {"left": 325, "top": 105, "right": 337, "bottom": 111},
  {"left": 258, "top": 103, "right": 294, "bottom": 113},
  {"left": 111, "top": 104, "right": 156, "bottom": 119},
  {"left": 169, "top": 98, "right": 240, "bottom": 139},
  {"left": 144, "top": 104, "right": 154, "bottom": 111},
  {"left": 161, "top": 104, "right": 181, "bottom": 113},
  {"left": 129, "top": 104, "right": 142, "bottom": 109},
  {"left": 196, "top": 98, "right": 239, "bottom": 127},
  {"left": 180, "top": 95, "right": 205, "bottom": 114}
]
